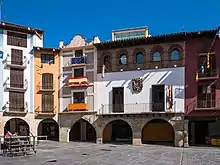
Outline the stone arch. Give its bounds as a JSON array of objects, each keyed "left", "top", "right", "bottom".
[
  {"left": 37, "top": 118, "right": 59, "bottom": 141},
  {"left": 102, "top": 118, "right": 133, "bottom": 144},
  {"left": 69, "top": 118, "right": 97, "bottom": 142},
  {"left": 168, "top": 44, "right": 184, "bottom": 60},
  {"left": 4, "top": 118, "right": 30, "bottom": 136},
  {"left": 141, "top": 118, "right": 175, "bottom": 146},
  {"left": 150, "top": 45, "right": 164, "bottom": 61},
  {"left": 100, "top": 52, "right": 112, "bottom": 72},
  {"left": 116, "top": 49, "right": 129, "bottom": 65},
  {"left": 132, "top": 48, "right": 146, "bottom": 64}
]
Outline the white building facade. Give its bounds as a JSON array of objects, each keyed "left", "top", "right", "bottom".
[{"left": 0, "top": 22, "right": 43, "bottom": 136}]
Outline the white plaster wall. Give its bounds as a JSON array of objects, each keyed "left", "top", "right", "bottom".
[{"left": 95, "top": 67, "right": 184, "bottom": 113}]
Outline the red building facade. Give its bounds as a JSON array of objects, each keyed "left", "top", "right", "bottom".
[{"left": 185, "top": 28, "right": 220, "bottom": 145}]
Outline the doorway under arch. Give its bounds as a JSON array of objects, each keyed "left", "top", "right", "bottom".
[
  {"left": 4, "top": 118, "right": 29, "bottom": 136},
  {"left": 38, "top": 118, "right": 59, "bottom": 141},
  {"left": 142, "top": 119, "right": 175, "bottom": 146},
  {"left": 103, "top": 119, "right": 132, "bottom": 144},
  {"left": 69, "top": 119, "right": 96, "bottom": 142}
]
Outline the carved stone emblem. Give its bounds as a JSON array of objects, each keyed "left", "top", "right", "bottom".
[{"left": 132, "top": 78, "right": 143, "bottom": 93}]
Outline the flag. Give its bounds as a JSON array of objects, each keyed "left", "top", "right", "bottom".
[
  {"left": 196, "top": 72, "right": 198, "bottom": 83},
  {"left": 33, "top": 29, "right": 42, "bottom": 40},
  {"left": 207, "top": 52, "right": 210, "bottom": 69},
  {"left": 102, "top": 65, "right": 105, "bottom": 78}
]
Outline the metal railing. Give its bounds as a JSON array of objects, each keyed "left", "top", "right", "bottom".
[
  {"left": 2, "top": 102, "right": 28, "bottom": 113},
  {"left": 36, "top": 83, "right": 54, "bottom": 91},
  {"left": 3, "top": 78, "right": 28, "bottom": 90},
  {"left": 198, "top": 70, "right": 219, "bottom": 79},
  {"left": 35, "top": 106, "right": 56, "bottom": 114},
  {"left": 98, "top": 103, "right": 176, "bottom": 114},
  {"left": 196, "top": 100, "right": 220, "bottom": 109},
  {"left": 3, "top": 59, "right": 27, "bottom": 68}
]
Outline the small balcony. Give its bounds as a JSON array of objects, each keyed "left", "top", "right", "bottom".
[
  {"left": 67, "top": 103, "right": 88, "bottom": 111},
  {"left": 2, "top": 102, "right": 28, "bottom": 115},
  {"left": 195, "top": 100, "right": 220, "bottom": 110},
  {"left": 198, "top": 70, "right": 219, "bottom": 80},
  {"left": 3, "top": 78, "right": 28, "bottom": 92},
  {"left": 35, "top": 106, "right": 56, "bottom": 116},
  {"left": 71, "top": 56, "right": 86, "bottom": 66},
  {"left": 36, "top": 83, "right": 55, "bottom": 93},
  {"left": 98, "top": 103, "right": 175, "bottom": 115},
  {"left": 68, "top": 76, "right": 89, "bottom": 87},
  {"left": 3, "top": 57, "right": 27, "bottom": 70}
]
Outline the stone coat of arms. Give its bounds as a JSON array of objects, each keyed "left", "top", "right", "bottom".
[{"left": 132, "top": 78, "right": 143, "bottom": 93}]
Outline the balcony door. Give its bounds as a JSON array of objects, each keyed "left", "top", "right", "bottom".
[
  {"left": 112, "top": 87, "right": 124, "bottom": 113},
  {"left": 10, "top": 68, "right": 23, "bottom": 88},
  {"left": 42, "top": 73, "right": 53, "bottom": 89},
  {"left": 152, "top": 85, "right": 165, "bottom": 111},
  {"left": 11, "top": 48, "right": 23, "bottom": 65},
  {"left": 42, "top": 94, "right": 54, "bottom": 112}
]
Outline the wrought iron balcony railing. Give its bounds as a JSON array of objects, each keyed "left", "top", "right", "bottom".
[
  {"left": 2, "top": 102, "right": 28, "bottom": 113},
  {"left": 3, "top": 78, "right": 28, "bottom": 92},
  {"left": 98, "top": 102, "right": 176, "bottom": 114},
  {"left": 195, "top": 100, "right": 220, "bottom": 110},
  {"left": 3, "top": 58, "right": 27, "bottom": 69},
  {"left": 36, "top": 83, "right": 55, "bottom": 92},
  {"left": 35, "top": 106, "right": 56, "bottom": 114},
  {"left": 198, "top": 70, "right": 219, "bottom": 80}
]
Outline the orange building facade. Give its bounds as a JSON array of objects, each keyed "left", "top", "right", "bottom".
[{"left": 33, "top": 47, "right": 60, "bottom": 141}]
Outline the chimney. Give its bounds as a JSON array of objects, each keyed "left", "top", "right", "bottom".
[{"left": 59, "top": 40, "right": 64, "bottom": 48}]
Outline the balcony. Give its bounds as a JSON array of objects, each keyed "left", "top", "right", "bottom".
[
  {"left": 36, "top": 83, "right": 55, "bottom": 93},
  {"left": 35, "top": 106, "right": 56, "bottom": 116},
  {"left": 71, "top": 56, "right": 86, "bottom": 66},
  {"left": 3, "top": 57, "right": 27, "bottom": 70},
  {"left": 68, "top": 76, "right": 89, "bottom": 87},
  {"left": 98, "top": 103, "right": 176, "bottom": 115},
  {"left": 67, "top": 103, "right": 88, "bottom": 111},
  {"left": 3, "top": 78, "right": 28, "bottom": 92},
  {"left": 198, "top": 70, "right": 219, "bottom": 80},
  {"left": 195, "top": 100, "right": 220, "bottom": 110},
  {"left": 2, "top": 102, "right": 28, "bottom": 115}
]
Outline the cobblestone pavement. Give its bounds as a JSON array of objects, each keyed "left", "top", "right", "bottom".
[{"left": 0, "top": 141, "right": 219, "bottom": 165}]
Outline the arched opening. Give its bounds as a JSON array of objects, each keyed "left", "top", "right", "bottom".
[
  {"left": 4, "top": 118, "right": 29, "bottom": 136},
  {"left": 142, "top": 119, "right": 174, "bottom": 146},
  {"left": 38, "top": 118, "right": 59, "bottom": 141},
  {"left": 69, "top": 119, "right": 96, "bottom": 142},
  {"left": 103, "top": 119, "right": 132, "bottom": 144}
]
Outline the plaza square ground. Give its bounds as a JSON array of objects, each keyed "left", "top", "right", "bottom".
[{"left": 0, "top": 141, "right": 219, "bottom": 165}]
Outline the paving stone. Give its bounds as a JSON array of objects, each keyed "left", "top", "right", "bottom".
[{"left": 0, "top": 141, "right": 219, "bottom": 165}]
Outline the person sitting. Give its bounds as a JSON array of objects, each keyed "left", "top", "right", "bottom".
[{"left": 5, "top": 131, "right": 12, "bottom": 137}]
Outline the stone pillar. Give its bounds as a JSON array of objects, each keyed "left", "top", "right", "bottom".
[
  {"left": 184, "top": 120, "right": 189, "bottom": 147},
  {"left": 132, "top": 131, "right": 142, "bottom": 146},
  {"left": 96, "top": 129, "right": 103, "bottom": 144},
  {"left": 59, "top": 127, "right": 69, "bottom": 142}
]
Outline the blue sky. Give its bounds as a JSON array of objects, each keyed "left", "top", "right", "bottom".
[{"left": 4, "top": 0, "right": 220, "bottom": 47}]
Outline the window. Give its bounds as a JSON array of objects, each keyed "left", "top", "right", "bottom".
[
  {"left": 10, "top": 69, "right": 24, "bottom": 88},
  {"left": 7, "top": 31, "right": 27, "bottom": 48},
  {"left": 119, "top": 54, "right": 127, "bottom": 65},
  {"left": 74, "top": 68, "right": 84, "bottom": 77},
  {"left": 41, "top": 54, "right": 55, "bottom": 64},
  {"left": 42, "top": 73, "right": 53, "bottom": 89},
  {"left": 73, "top": 92, "right": 85, "bottom": 103},
  {"left": 9, "top": 92, "right": 24, "bottom": 111},
  {"left": 136, "top": 52, "right": 144, "bottom": 64},
  {"left": 170, "top": 50, "right": 180, "bottom": 60},
  {"left": 11, "top": 49, "right": 23, "bottom": 65},
  {"left": 152, "top": 52, "right": 161, "bottom": 61},
  {"left": 42, "top": 94, "right": 54, "bottom": 112},
  {"left": 75, "top": 50, "right": 83, "bottom": 57}
]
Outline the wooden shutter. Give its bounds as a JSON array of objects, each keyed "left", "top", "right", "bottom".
[
  {"left": 11, "top": 49, "right": 23, "bottom": 65},
  {"left": 42, "top": 73, "right": 53, "bottom": 89},
  {"left": 10, "top": 69, "right": 23, "bottom": 88}
]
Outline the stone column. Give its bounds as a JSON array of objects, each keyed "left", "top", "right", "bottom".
[
  {"left": 133, "top": 131, "right": 142, "bottom": 146},
  {"left": 59, "top": 127, "right": 69, "bottom": 142},
  {"left": 96, "top": 130, "right": 103, "bottom": 144},
  {"left": 184, "top": 120, "right": 189, "bottom": 147}
]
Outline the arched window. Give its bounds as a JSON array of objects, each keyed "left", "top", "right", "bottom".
[
  {"left": 136, "top": 52, "right": 144, "bottom": 64},
  {"left": 119, "top": 54, "right": 127, "bottom": 65},
  {"left": 170, "top": 49, "right": 180, "bottom": 61},
  {"left": 152, "top": 52, "right": 161, "bottom": 61},
  {"left": 103, "top": 55, "right": 111, "bottom": 71}
]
